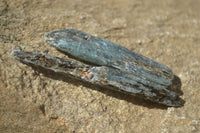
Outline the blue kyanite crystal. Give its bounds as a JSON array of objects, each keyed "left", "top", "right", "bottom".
[{"left": 11, "top": 29, "right": 184, "bottom": 107}]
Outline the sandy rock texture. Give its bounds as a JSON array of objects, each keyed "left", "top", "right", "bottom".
[{"left": 0, "top": 0, "right": 200, "bottom": 132}]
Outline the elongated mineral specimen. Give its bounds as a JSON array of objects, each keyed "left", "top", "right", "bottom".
[{"left": 12, "top": 29, "right": 184, "bottom": 107}]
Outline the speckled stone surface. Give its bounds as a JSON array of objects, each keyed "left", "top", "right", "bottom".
[{"left": 1, "top": 0, "right": 200, "bottom": 132}]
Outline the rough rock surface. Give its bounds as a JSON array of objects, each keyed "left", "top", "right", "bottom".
[{"left": 0, "top": 0, "right": 200, "bottom": 132}]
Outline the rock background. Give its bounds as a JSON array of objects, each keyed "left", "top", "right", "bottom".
[{"left": 0, "top": 0, "right": 200, "bottom": 132}]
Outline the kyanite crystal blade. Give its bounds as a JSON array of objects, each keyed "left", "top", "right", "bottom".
[
  {"left": 44, "top": 29, "right": 174, "bottom": 88},
  {"left": 11, "top": 50, "right": 184, "bottom": 107}
]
